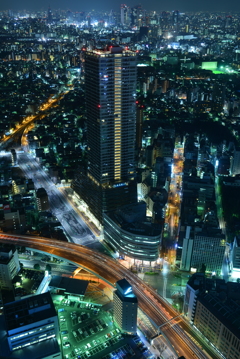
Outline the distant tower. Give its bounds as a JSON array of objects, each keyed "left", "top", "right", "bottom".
[
  {"left": 121, "top": 4, "right": 128, "bottom": 25},
  {"left": 47, "top": 5, "right": 52, "bottom": 23},
  {"left": 109, "top": 9, "right": 114, "bottom": 24},
  {"left": 172, "top": 10, "right": 179, "bottom": 25},
  {"left": 172, "top": 10, "right": 179, "bottom": 33}
]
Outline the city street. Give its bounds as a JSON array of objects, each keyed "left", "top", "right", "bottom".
[
  {"left": 17, "top": 151, "right": 104, "bottom": 251},
  {"left": 0, "top": 233, "right": 221, "bottom": 359},
  {"left": 138, "top": 266, "right": 188, "bottom": 302},
  {"left": 164, "top": 145, "right": 184, "bottom": 252}
]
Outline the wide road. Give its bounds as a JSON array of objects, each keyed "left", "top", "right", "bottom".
[
  {"left": 0, "top": 233, "right": 222, "bottom": 359},
  {"left": 0, "top": 93, "right": 67, "bottom": 148},
  {"left": 17, "top": 151, "right": 100, "bottom": 249}
]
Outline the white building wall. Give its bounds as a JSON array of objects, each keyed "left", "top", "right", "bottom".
[
  {"left": 180, "top": 226, "right": 193, "bottom": 271},
  {"left": 184, "top": 284, "right": 199, "bottom": 322}
]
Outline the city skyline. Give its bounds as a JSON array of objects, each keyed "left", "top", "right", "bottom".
[
  {"left": 2, "top": 0, "right": 240, "bottom": 13},
  {"left": 0, "top": 4, "right": 240, "bottom": 359}
]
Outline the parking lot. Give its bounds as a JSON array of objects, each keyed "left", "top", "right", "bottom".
[{"left": 53, "top": 296, "right": 150, "bottom": 359}]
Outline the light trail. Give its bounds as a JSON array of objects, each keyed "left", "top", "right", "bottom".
[{"left": 0, "top": 233, "right": 222, "bottom": 359}]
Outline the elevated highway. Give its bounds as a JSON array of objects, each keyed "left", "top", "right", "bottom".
[{"left": 0, "top": 233, "right": 221, "bottom": 359}]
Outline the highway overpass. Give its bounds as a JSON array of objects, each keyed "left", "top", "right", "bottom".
[{"left": 0, "top": 233, "right": 221, "bottom": 359}]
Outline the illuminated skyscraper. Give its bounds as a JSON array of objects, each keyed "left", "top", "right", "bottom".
[
  {"left": 121, "top": 4, "right": 128, "bottom": 25},
  {"left": 47, "top": 6, "right": 52, "bottom": 23},
  {"left": 73, "top": 46, "right": 137, "bottom": 223}
]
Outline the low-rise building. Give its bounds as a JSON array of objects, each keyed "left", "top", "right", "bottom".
[
  {"left": 2, "top": 292, "right": 61, "bottom": 358},
  {"left": 104, "top": 202, "right": 161, "bottom": 261}
]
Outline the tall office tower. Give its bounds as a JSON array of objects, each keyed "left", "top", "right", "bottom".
[
  {"left": 73, "top": 46, "right": 137, "bottom": 223},
  {"left": 121, "top": 4, "right": 128, "bottom": 25},
  {"left": 172, "top": 10, "right": 179, "bottom": 26},
  {"left": 113, "top": 279, "right": 138, "bottom": 333},
  {"left": 47, "top": 6, "right": 52, "bottom": 23}
]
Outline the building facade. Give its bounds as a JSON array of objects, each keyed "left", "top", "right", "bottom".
[
  {"left": 3, "top": 292, "right": 60, "bottom": 355},
  {"left": 194, "top": 294, "right": 240, "bottom": 359},
  {"left": 231, "top": 147, "right": 240, "bottom": 176},
  {"left": 183, "top": 272, "right": 205, "bottom": 322},
  {"left": 36, "top": 187, "right": 50, "bottom": 212},
  {"left": 104, "top": 202, "right": 161, "bottom": 261},
  {"left": 72, "top": 46, "right": 137, "bottom": 223},
  {"left": 180, "top": 226, "right": 226, "bottom": 273},
  {"left": 0, "top": 246, "right": 20, "bottom": 289},
  {"left": 231, "top": 236, "right": 240, "bottom": 276},
  {"left": 184, "top": 273, "right": 240, "bottom": 359},
  {"left": 113, "top": 279, "right": 138, "bottom": 334}
]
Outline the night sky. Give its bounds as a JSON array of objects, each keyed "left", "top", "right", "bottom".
[{"left": 2, "top": 0, "right": 240, "bottom": 13}]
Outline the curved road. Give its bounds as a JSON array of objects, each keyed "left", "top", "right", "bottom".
[{"left": 0, "top": 233, "right": 222, "bottom": 359}]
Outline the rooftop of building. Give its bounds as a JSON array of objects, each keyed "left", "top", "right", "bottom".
[
  {"left": 115, "top": 279, "right": 137, "bottom": 301},
  {"left": 197, "top": 292, "right": 240, "bottom": 339},
  {"left": 0, "top": 246, "right": 16, "bottom": 264},
  {"left": 0, "top": 313, "right": 60, "bottom": 359},
  {"left": 3, "top": 291, "right": 56, "bottom": 333},
  {"left": 114, "top": 290, "right": 138, "bottom": 303},
  {"left": 116, "top": 278, "right": 131, "bottom": 293},
  {"left": 36, "top": 187, "right": 48, "bottom": 198},
  {"left": 49, "top": 275, "right": 88, "bottom": 296},
  {"left": 188, "top": 273, "right": 240, "bottom": 300},
  {"left": 86, "top": 45, "right": 136, "bottom": 57},
  {"left": 106, "top": 202, "right": 162, "bottom": 237}
]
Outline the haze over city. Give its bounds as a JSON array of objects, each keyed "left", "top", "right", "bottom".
[{"left": 2, "top": 0, "right": 240, "bottom": 12}]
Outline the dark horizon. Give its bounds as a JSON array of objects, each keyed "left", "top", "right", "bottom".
[{"left": 1, "top": 0, "right": 240, "bottom": 14}]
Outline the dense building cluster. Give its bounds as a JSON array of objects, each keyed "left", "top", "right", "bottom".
[{"left": 1, "top": 4, "right": 240, "bottom": 359}]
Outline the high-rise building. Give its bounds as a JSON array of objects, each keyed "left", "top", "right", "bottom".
[
  {"left": 36, "top": 187, "right": 50, "bottom": 212},
  {"left": 113, "top": 279, "right": 138, "bottom": 334},
  {"left": 47, "top": 6, "right": 52, "bottom": 23},
  {"left": 0, "top": 246, "right": 20, "bottom": 290},
  {"left": 231, "top": 147, "right": 240, "bottom": 176},
  {"left": 121, "top": 4, "right": 128, "bottom": 25},
  {"left": 73, "top": 46, "right": 137, "bottom": 223}
]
